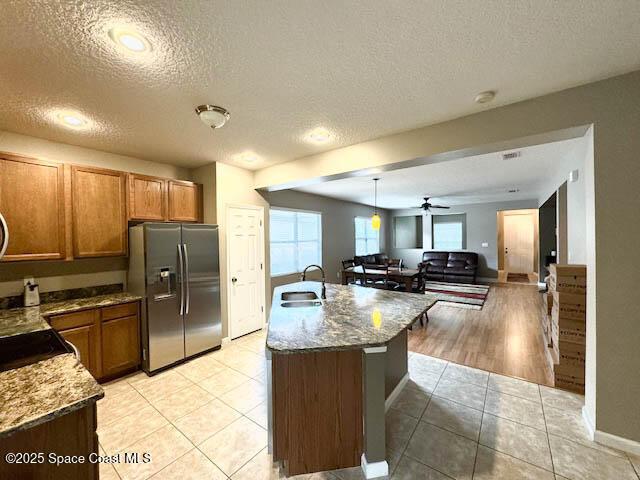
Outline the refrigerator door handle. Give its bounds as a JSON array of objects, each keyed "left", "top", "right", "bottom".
[
  {"left": 183, "top": 243, "right": 190, "bottom": 315},
  {"left": 178, "top": 243, "right": 185, "bottom": 315}
]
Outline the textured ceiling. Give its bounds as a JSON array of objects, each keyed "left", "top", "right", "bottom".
[
  {"left": 295, "top": 138, "right": 586, "bottom": 208},
  {"left": 0, "top": 1, "right": 639, "bottom": 170}
]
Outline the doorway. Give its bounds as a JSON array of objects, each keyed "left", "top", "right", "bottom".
[
  {"left": 226, "top": 204, "right": 266, "bottom": 339},
  {"left": 497, "top": 209, "right": 539, "bottom": 283}
]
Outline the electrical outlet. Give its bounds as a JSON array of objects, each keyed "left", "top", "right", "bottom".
[{"left": 481, "top": 242, "right": 489, "bottom": 248}]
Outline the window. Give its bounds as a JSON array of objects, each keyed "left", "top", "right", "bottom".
[
  {"left": 270, "top": 208, "right": 322, "bottom": 276},
  {"left": 355, "top": 217, "right": 380, "bottom": 256},
  {"left": 432, "top": 214, "right": 466, "bottom": 250}
]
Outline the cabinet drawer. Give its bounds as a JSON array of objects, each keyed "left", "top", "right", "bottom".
[
  {"left": 101, "top": 302, "right": 138, "bottom": 321},
  {"left": 49, "top": 310, "right": 98, "bottom": 331}
]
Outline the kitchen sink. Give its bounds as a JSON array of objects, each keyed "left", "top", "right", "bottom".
[
  {"left": 281, "top": 291, "right": 318, "bottom": 301},
  {"left": 281, "top": 300, "right": 322, "bottom": 308}
]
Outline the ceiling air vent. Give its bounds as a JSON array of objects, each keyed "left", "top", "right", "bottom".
[{"left": 502, "top": 151, "right": 521, "bottom": 160}]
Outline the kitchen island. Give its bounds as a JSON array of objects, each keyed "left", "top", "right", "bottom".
[{"left": 266, "top": 281, "right": 438, "bottom": 478}]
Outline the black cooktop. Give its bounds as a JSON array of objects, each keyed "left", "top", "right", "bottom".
[{"left": 0, "top": 329, "right": 73, "bottom": 372}]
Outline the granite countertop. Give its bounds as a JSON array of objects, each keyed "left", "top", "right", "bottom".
[
  {"left": 0, "top": 354, "right": 104, "bottom": 439},
  {"left": 266, "top": 281, "right": 438, "bottom": 353},
  {"left": 0, "top": 292, "right": 142, "bottom": 338},
  {"left": 0, "top": 292, "right": 140, "bottom": 437}
]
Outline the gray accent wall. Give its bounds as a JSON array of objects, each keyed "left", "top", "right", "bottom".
[
  {"left": 388, "top": 199, "right": 538, "bottom": 278},
  {"left": 265, "top": 190, "right": 390, "bottom": 289},
  {"left": 539, "top": 193, "right": 557, "bottom": 277}
]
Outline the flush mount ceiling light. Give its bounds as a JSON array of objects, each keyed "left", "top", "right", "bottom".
[
  {"left": 108, "top": 26, "right": 151, "bottom": 53},
  {"left": 306, "top": 127, "right": 331, "bottom": 144},
  {"left": 195, "top": 105, "right": 230, "bottom": 129},
  {"left": 236, "top": 151, "right": 259, "bottom": 164},
  {"left": 475, "top": 90, "right": 496, "bottom": 104},
  {"left": 52, "top": 110, "right": 90, "bottom": 130}
]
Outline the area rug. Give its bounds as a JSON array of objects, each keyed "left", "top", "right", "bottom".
[{"left": 424, "top": 281, "right": 490, "bottom": 310}]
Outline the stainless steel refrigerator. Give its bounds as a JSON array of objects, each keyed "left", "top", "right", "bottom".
[{"left": 128, "top": 223, "right": 222, "bottom": 374}]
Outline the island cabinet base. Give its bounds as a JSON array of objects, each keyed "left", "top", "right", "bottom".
[
  {"left": 272, "top": 349, "right": 363, "bottom": 476},
  {"left": 0, "top": 404, "right": 98, "bottom": 480}
]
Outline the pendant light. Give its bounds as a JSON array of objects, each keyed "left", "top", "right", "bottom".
[{"left": 371, "top": 178, "right": 381, "bottom": 231}]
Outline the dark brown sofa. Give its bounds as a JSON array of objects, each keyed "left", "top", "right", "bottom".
[
  {"left": 420, "top": 251, "right": 478, "bottom": 284},
  {"left": 353, "top": 253, "right": 389, "bottom": 268}
]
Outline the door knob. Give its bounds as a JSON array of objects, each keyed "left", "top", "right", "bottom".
[{"left": 231, "top": 277, "right": 237, "bottom": 283}]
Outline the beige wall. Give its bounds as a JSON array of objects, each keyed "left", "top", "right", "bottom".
[
  {"left": 254, "top": 71, "right": 640, "bottom": 444},
  {"left": 537, "top": 129, "right": 592, "bottom": 265},
  {"left": 214, "top": 162, "right": 270, "bottom": 338},
  {"left": 0, "top": 130, "right": 192, "bottom": 295},
  {"left": 191, "top": 163, "right": 217, "bottom": 223},
  {"left": 566, "top": 130, "right": 592, "bottom": 264},
  {"left": 0, "top": 258, "right": 127, "bottom": 297},
  {"left": 0, "top": 130, "right": 191, "bottom": 179}
]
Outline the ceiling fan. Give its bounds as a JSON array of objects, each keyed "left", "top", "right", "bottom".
[{"left": 418, "top": 197, "right": 450, "bottom": 211}]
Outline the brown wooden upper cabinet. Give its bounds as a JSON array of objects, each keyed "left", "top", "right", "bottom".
[
  {"left": 0, "top": 153, "right": 66, "bottom": 261},
  {"left": 128, "top": 175, "right": 202, "bottom": 223},
  {"left": 72, "top": 166, "right": 127, "bottom": 257},
  {"left": 127, "top": 173, "right": 166, "bottom": 221},
  {"left": 167, "top": 179, "right": 202, "bottom": 222}
]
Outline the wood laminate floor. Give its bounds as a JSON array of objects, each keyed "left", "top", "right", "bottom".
[{"left": 408, "top": 282, "right": 554, "bottom": 386}]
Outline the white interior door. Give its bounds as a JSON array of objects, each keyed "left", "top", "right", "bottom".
[
  {"left": 227, "top": 205, "right": 264, "bottom": 339},
  {"left": 504, "top": 213, "right": 534, "bottom": 273}
]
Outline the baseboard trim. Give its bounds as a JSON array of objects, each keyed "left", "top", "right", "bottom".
[
  {"left": 361, "top": 453, "right": 388, "bottom": 479},
  {"left": 594, "top": 430, "right": 640, "bottom": 456},
  {"left": 385, "top": 372, "right": 409, "bottom": 412},
  {"left": 477, "top": 276, "right": 499, "bottom": 284},
  {"left": 581, "top": 405, "right": 595, "bottom": 440},
  {"left": 582, "top": 406, "right": 640, "bottom": 456}
]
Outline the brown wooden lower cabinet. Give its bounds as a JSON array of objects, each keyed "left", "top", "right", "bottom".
[
  {"left": 0, "top": 403, "right": 98, "bottom": 480},
  {"left": 58, "top": 324, "right": 101, "bottom": 379},
  {"left": 48, "top": 301, "right": 140, "bottom": 382},
  {"left": 101, "top": 314, "right": 140, "bottom": 378},
  {"left": 272, "top": 350, "right": 363, "bottom": 476}
]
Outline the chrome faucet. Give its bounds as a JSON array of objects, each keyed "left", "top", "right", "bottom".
[{"left": 300, "top": 264, "right": 326, "bottom": 299}]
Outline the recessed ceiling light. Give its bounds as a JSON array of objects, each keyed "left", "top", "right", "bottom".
[
  {"left": 195, "top": 105, "right": 230, "bottom": 129},
  {"left": 475, "top": 90, "right": 496, "bottom": 104},
  {"left": 235, "top": 152, "right": 259, "bottom": 164},
  {"left": 53, "top": 110, "right": 90, "bottom": 129},
  {"left": 306, "top": 127, "right": 332, "bottom": 144},
  {"left": 108, "top": 27, "right": 151, "bottom": 53}
]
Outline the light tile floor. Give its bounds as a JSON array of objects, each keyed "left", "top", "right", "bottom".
[{"left": 97, "top": 331, "right": 640, "bottom": 480}]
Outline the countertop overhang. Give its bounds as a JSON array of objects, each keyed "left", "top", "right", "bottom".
[{"left": 266, "top": 282, "right": 438, "bottom": 354}]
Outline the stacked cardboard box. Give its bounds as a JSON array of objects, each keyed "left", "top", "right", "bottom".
[
  {"left": 549, "top": 264, "right": 586, "bottom": 393},
  {"left": 544, "top": 291, "right": 554, "bottom": 315},
  {"left": 542, "top": 290, "right": 554, "bottom": 348}
]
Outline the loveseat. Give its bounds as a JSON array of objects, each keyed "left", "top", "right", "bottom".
[
  {"left": 420, "top": 251, "right": 478, "bottom": 284},
  {"left": 353, "top": 253, "right": 389, "bottom": 268}
]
